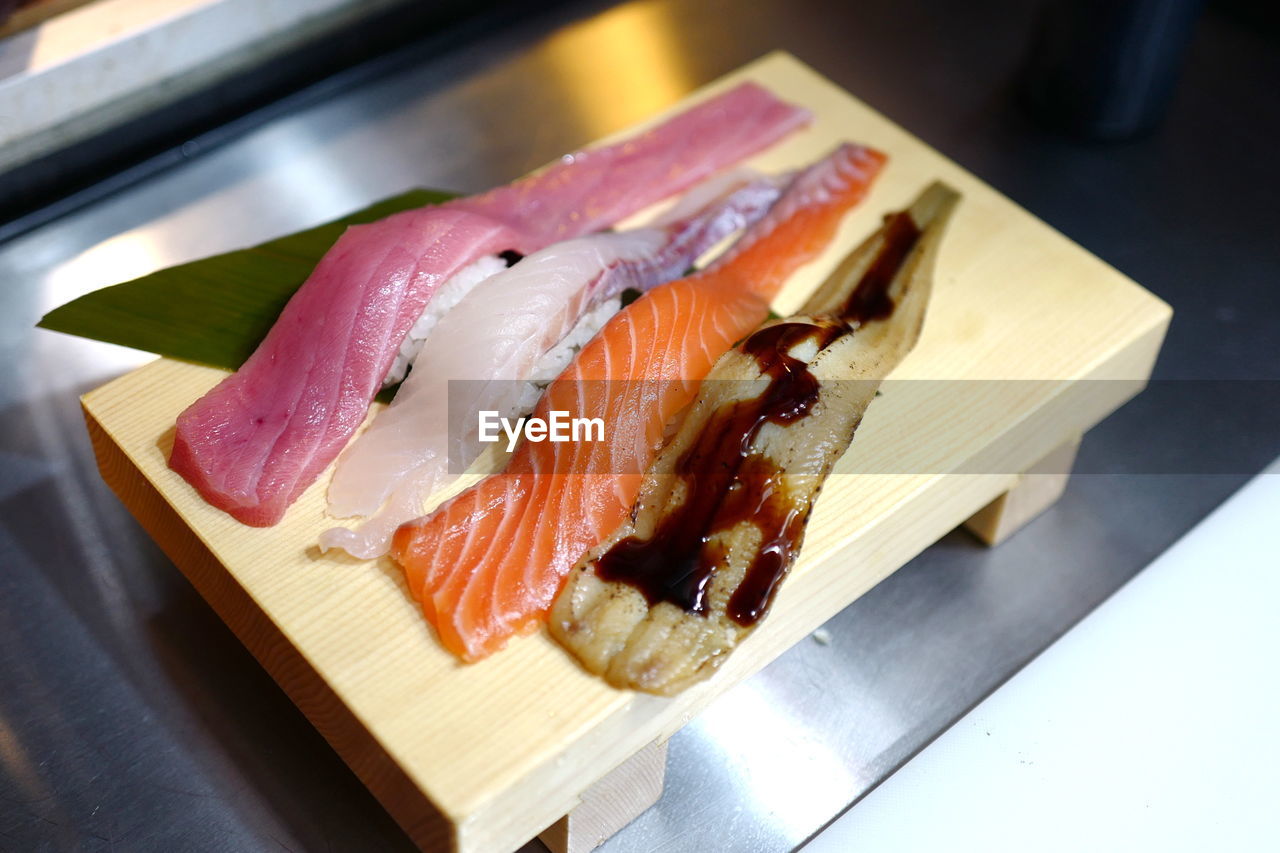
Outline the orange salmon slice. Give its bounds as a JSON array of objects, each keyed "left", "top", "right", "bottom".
[{"left": 393, "top": 143, "right": 887, "bottom": 661}]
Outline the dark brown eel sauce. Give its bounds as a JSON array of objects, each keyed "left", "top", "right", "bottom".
[
  {"left": 839, "top": 211, "right": 921, "bottom": 323},
  {"left": 595, "top": 211, "right": 922, "bottom": 627}
]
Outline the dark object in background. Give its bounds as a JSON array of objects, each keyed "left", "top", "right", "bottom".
[
  {"left": 1021, "top": 0, "right": 1205, "bottom": 140},
  {"left": 0, "top": 0, "right": 50, "bottom": 32},
  {"left": 1215, "top": 0, "right": 1280, "bottom": 35}
]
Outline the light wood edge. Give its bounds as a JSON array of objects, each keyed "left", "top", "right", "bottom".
[
  {"left": 539, "top": 740, "right": 668, "bottom": 853},
  {"left": 964, "top": 435, "right": 1081, "bottom": 546},
  {"left": 82, "top": 400, "right": 458, "bottom": 851}
]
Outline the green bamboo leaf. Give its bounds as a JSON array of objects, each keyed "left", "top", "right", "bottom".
[{"left": 37, "top": 188, "right": 459, "bottom": 372}]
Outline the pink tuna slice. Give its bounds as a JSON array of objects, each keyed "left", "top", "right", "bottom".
[{"left": 169, "top": 82, "right": 812, "bottom": 526}]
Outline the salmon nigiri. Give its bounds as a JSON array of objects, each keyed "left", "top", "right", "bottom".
[{"left": 391, "top": 143, "right": 886, "bottom": 662}]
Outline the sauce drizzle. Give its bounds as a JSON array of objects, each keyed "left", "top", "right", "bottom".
[
  {"left": 596, "top": 321, "right": 844, "bottom": 623},
  {"left": 595, "top": 210, "right": 923, "bottom": 627},
  {"left": 839, "top": 211, "right": 921, "bottom": 324}
]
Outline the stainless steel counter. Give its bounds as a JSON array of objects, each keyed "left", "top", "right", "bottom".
[{"left": 2, "top": 0, "right": 1277, "bottom": 850}]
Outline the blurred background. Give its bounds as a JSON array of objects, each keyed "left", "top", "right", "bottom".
[{"left": 1, "top": 1, "right": 1277, "bottom": 851}]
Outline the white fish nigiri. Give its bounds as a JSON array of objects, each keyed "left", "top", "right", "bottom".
[{"left": 320, "top": 175, "right": 784, "bottom": 558}]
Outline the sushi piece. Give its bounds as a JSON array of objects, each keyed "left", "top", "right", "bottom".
[
  {"left": 169, "top": 82, "right": 811, "bottom": 527},
  {"left": 550, "top": 182, "right": 961, "bottom": 695},
  {"left": 382, "top": 253, "right": 516, "bottom": 388},
  {"left": 391, "top": 143, "right": 887, "bottom": 662},
  {"left": 321, "top": 173, "right": 787, "bottom": 559}
]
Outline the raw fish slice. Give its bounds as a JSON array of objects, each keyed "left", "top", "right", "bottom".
[
  {"left": 392, "top": 143, "right": 887, "bottom": 661},
  {"left": 170, "top": 210, "right": 523, "bottom": 528},
  {"left": 449, "top": 83, "right": 810, "bottom": 247},
  {"left": 170, "top": 82, "right": 811, "bottom": 526},
  {"left": 383, "top": 254, "right": 513, "bottom": 387},
  {"left": 322, "top": 175, "right": 785, "bottom": 558}
]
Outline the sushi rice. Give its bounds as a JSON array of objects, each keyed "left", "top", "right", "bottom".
[
  {"left": 513, "top": 291, "right": 634, "bottom": 416},
  {"left": 383, "top": 256, "right": 630, "bottom": 407},
  {"left": 383, "top": 254, "right": 512, "bottom": 387}
]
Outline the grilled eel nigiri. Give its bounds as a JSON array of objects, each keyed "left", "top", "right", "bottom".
[{"left": 549, "top": 181, "right": 960, "bottom": 695}]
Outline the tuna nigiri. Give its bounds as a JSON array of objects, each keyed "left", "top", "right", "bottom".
[
  {"left": 392, "top": 143, "right": 887, "bottom": 662},
  {"left": 321, "top": 173, "right": 786, "bottom": 559},
  {"left": 169, "top": 82, "right": 811, "bottom": 527}
]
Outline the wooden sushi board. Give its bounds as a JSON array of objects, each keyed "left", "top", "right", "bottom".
[{"left": 81, "top": 52, "right": 1171, "bottom": 853}]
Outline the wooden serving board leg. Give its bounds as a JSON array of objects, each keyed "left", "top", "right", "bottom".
[
  {"left": 964, "top": 436, "right": 1081, "bottom": 546},
  {"left": 539, "top": 739, "right": 669, "bottom": 853}
]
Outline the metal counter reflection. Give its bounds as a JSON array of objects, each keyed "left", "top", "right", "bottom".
[{"left": 536, "top": 3, "right": 694, "bottom": 139}]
